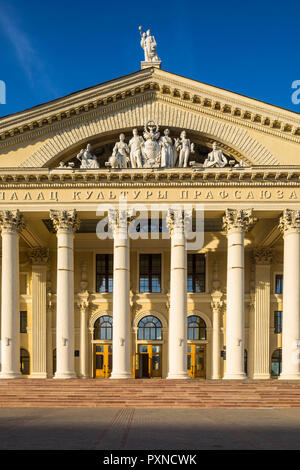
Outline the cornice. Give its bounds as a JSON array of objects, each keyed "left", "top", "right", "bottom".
[
  {"left": 0, "top": 68, "right": 299, "bottom": 148},
  {"left": 0, "top": 167, "right": 299, "bottom": 188}
]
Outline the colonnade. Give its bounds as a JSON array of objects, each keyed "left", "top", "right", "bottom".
[{"left": 0, "top": 208, "right": 300, "bottom": 380}]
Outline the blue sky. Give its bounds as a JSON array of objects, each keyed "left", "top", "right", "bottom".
[{"left": 0, "top": 0, "right": 300, "bottom": 117}]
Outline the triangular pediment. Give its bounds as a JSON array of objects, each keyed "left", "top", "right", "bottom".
[{"left": 0, "top": 68, "right": 299, "bottom": 168}]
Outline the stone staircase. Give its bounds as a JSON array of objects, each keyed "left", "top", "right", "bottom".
[{"left": 1, "top": 379, "right": 300, "bottom": 408}]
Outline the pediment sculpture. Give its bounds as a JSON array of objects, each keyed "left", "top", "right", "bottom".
[
  {"left": 106, "top": 121, "right": 195, "bottom": 169},
  {"left": 76, "top": 143, "right": 100, "bottom": 169}
]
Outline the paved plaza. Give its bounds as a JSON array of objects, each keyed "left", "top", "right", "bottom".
[{"left": 0, "top": 407, "right": 299, "bottom": 450}]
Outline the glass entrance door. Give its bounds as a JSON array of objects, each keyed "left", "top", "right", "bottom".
[
  {"left": 94, "top": 344, "right": 112, "bottom": 378},
  {"left": 138, "top": 345, "right": 162, "bottom": 378},
  {"left": 187, "top": 344, "right": 206, "bottom": 379}
]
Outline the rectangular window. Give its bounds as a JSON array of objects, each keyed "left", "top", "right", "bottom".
[
  {"left": 187, "top": 254, "right": 206, "bottom": 293},
  {"left": 139, "top": 254, "right": 161, "bottom": 293},
  {"left": 20, "top": 311, "right": 27, "bottom": 333},
  {"left": 96, "top": 254, "right": 113, "bottom": 293},
  {"left": 274, "top": 311, "right": 283, "bottom": 334},
  {"left": 275, "top": 274, "right": 283, "bottom": 294}
]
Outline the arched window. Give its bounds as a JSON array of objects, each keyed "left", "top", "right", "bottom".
[
  {"left": 53, "top": 348, "right": 56, "bottom": 375},
  {"left": 138, "top": 316, "right": 162, "bottom": 340},
  {"left": 188, "top": 316, "right": 206, "bottom": 340},
  {"left": 94, "top": 315, "right": 113, "bottom": 340},
  {"left": 271, "top": 348, "right": 282, "bottom": 377},
  {"left": 20, "top": 348, "right": 30, "bottom": 375}
]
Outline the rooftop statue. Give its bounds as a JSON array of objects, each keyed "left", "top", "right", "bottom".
[
  {"left": 76, "top": 143, "right": 99, "bottom": 169},
  {"left": 139, "top": 26, "right": 160, "bottom": 63},
  {"left": 203, "top": 142, "right": 228, "bottom": 168}
]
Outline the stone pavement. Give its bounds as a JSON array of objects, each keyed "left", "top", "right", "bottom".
[{"left": 0, "top": 408, "right": 299, "bottom": 450}]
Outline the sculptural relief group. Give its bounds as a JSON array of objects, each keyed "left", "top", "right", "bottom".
[{"left": 69, "top": 121, "right": 245, "bottom": 170}]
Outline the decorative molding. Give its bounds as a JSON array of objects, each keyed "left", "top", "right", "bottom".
[
  {"left": 18, "top": 100, "right": 280, "bottom": 168},
  {"left": 223, "top": 208, "right": 256, "bottom": 233},
  {"left": 0, "top": 68, "right": 299, "bottom": 152}
]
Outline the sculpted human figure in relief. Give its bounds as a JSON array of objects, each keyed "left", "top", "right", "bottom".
[
  {"left": 159, "top": 129, "right": 174, "bottom": 167},
  {"left": 175, "top": 131, "right": 195, "bottom": 168},
  {"left": 128, "top": 128, "right": 144, "bottom": 168},
  {"left": 76, "top": 143, "right": 99, "bottom": 169},
  {"left": 203, "top": 142, "right": 228, "bottom": 168},
  {"left": 110, "top": 133, "right": 129, "bottom": 168},
  {"left": 139, "top": 27, "right": 160, "bottom": 63}
]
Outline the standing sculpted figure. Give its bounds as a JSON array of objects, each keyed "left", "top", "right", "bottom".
[
  {"left": 203, "top": 142, "right": 228, "bottom": 168},
  {"left": 128, "top": 128, "right": 144, "bottom": 168},
  {"left": 176, "top": 131, "right": 195, "bottom": 168},
  {"left": 111, "top": 133, "right": 129, "bottom": 168},
  {"left": 76, "top": 143, "right": 99, "bottom": 169},
  {"left": 159, "top": 129, "right": 174, "bottom": 167},
  {"left": 139, "top": 27, "right": 160, "bottom": 63}
]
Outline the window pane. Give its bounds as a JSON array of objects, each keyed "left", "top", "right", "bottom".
[
  {"left": 275, "top": 275, "right": 283, "bottom": 294},
  {"left": 20, "top": 311, "right": 27, "bottom": 333},
  {"left": 139, "top": 254, "right": 161, "bottom": 293},
  {"left": 96, "top": 254, "right": 113, "bottom": 293},
  {"left": 187, "top": 254, "right": 206, "bottom": 293}
]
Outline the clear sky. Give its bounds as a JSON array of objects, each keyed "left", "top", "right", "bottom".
[{"left": 0, "top": 0, "right": 300, "bottom": 117}]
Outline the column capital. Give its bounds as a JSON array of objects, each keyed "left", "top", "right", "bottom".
[
  {"left": 211, "top": 291, "right": 223, "bottom": 313},
  {"left": 108, "top": 208, "right": 134, "bottom": 234},
  {"left": 77, "top": 292, "right": 90, "bottom": 312},
  {"left": 0, "top": 210, "right": 25, "bottom": 234},
  {"left": 50, "top": 209, "right": 80, "bottom": 233},
  {"left": 279, "top": 209, "right": 300, "bottom": 234},
  {"left": 254, "top": 248, "right": 273, "bottom": 265},
  {"left": 30, "top": 247, "right": 49, "bottom": 265},
  {"left": 167, "top": 208, "right": 192, "bottom": 236},
  {"left": 223, "top": 208, "right": 256, "bottom": 234}
]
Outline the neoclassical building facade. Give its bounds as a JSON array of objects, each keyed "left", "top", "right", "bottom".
[{"left": 0, "top": 60, "right": 300, "bottom": 381}]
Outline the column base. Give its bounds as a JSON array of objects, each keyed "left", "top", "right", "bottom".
[
  {"left": 223, "top": 372, "right": 246, "bottom": 380},
  {"left": 167, "top": 372, "right": 191, "bottom": 380},
  {"left": 53, "top": 372, "right": 76, "bottom": 379},
  {"left": 0, "top": 372, "right": 23, "bottom": 379},
  {"left": 110, "top": 372, "right": 133, "bottom": 379},
  {"left": 278, "top": 373, "right": 300, "bottom": 380},
  {"left": 251, "top": 373, "right": 270, "bottom": 380},
  {"left": 29, "top": 372, "right": 48, "bottom": 379},
  {"left": 211, "top": 375, "right": 221, "bottom": 380}
]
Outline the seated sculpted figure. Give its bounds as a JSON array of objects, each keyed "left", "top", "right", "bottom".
[
  {"left": 128, "top": 128, "right": 144, "bottom": 168},
  {"left": 203, "top": 142, "right": 228, "bottom": 168},
  {"left": 77, "top": 143, "right": 99, "bottom": 169}
]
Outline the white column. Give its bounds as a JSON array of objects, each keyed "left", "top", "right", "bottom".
[
  {"left": 211, "top": 292, "right": 223, "bottom": 379},
  {"left": 50, "top": 209, "right": 79, "bottom": 379},
  {"left": 167, "top": 209, "right": 189, "bottom": 379},
  {"left": 0, "top": 210, "right": 24, "bottom": 379},
  {"left": 30, "top": 247, "right": 49, "bottom": 378},
  {"left": 250, "top": 249, "right": 272, "bottom": 379},
  {"left": 223, "top": 208, "right": 255, "bottom": 380},
  {"left": 77, "top": 293, "right": 89, "bottom": 378},
  {"left": 109, "top": 209, "right": 132, "bottom": 379},
  {"left": 279, "top": 209, "right": 300, "bottom": 380}
]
